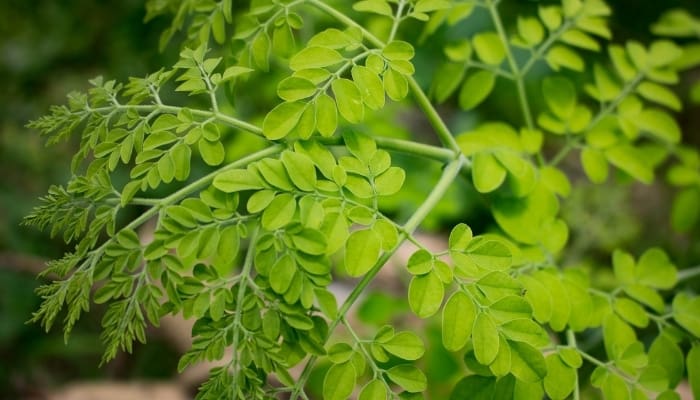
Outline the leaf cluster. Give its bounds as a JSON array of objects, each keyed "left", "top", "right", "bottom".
[{"left": 25, "top": 0, "right": 700, "bottom": 399}]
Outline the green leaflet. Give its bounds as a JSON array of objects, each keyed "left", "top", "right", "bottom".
[
  {"left": 261, "top": 193, "right": 296, "bottom": 230},
  {"left": 516, "top": 16, "right": 545, "bottom": 46},
  {"left": 345, "top": 229, "right": 381, "bottom": 277},
  {"left": 407, "top": 249, "right": 433, "bottom": 275},
  {"left": 472, "top": 152, "right": 506, "bottom": 193},
  {"left": 290, "top": 46, "right": 345, "bottom": 70},
  {"left": 519, "top": 275, "right": 553, "bottom": 323},
  {"left": 408, "top": 271, "right": 444, "bottom": 318},
  {"left": 637, "top": 81, "right": 682, "bottom": 111},
  {"left": 581, "top": 147, "right": 609, "bottom": 183},
  {"left": 473, "top": 312, "right": 499, "bottom": 365},
  {"left": 198, "top": 139, "right": 224, "bottom": 166},
  {"left": 459, "top": 70, "right": 496, "bottom": 110},
  {"left": 649, "top": 334, "right": 685, "bottom": 388},
  {"left": 383, "top": 41, "right": 415, "bottom": 61},
  {"left": 251, "top": 31, "right": 271, "bottom": 71},
  {"left": 323, "top": 361, "right": 356, "bottom": 400},
  {"left": 281, "top": 150, "right": 317, "bottom": 192},
  {"left": 431, "top": 62, "right": 466, "bottom": 103},
  {"left": 277, "top": 77, "right": 317, "bottom": 102},
  {"left": 315, "top": 94, "right": 338, "bottom": 137},
  {"left": 263, "top": 101, "right": 306, "bottom": 140},
  {"left": 384, "top": 68, "right": 409, "bottom": 101},
  {"left": 489, "top": 335, "right": 511, "bottom": 377},
  {"left": 358, "top": 379, "right": 387, "bottom": 400},
  {"left": 308, "top": 28, "right": 359, "bottom": 49},
  {"left": 442, "top": 291, "right": 475, "bottom": 351},
  {"left": 344, "top": 131, "right": 377, "bottom": 163},
  {"left": 532, "top": 270, "right": 570, "bottom": 331},
  {"left": 544, "top": 354, "right": 576, "bottom": 399},
  {"left": 332, "top": 78, "right": 364, "bottom": 123},
  {"left": 354, "top": 0, "right": 393, "bottom": 17},
  {"left": 258, "top": 158, "right": 294, "bottom": 190},
  {"left": 489, "top": 296, "right": 533, "bottom": 324},
  {"left": 635, "top": 108, "right": 681, "bottom": 143},
  {"left": 546, "top": 45, "right": 584, "bottom": 71},
  {"left": 352, "top": 65, "right": 385, "bottom": 110},
  {"left": 500, "top": 319, "right": 549, "bottom": 347},
  {"left": 449, "top": 223, "right": 473, "bottom": 251},
  {"left": 673, "top": 294, "right": 700, "bottom": 337},
  {"left": 213, "top": 168, "right": 264, "bottom": 192},
  {"left": 542, "top": 76, "right": 577, "bottom": 120},
  {"left": 473, "top": 32, "right": 506, "bottom": 65},
  {"left": 508, "top": 340, "right": 547, "bottom": 383},
  {"left": 450, "top": 376, "right": 496, "bottom": 400},
  {"left": 374, "top": 167, "right": 405, "bottom": 196},
  {"left": 379, "top": 331, "right": 425, "bottom": 360},
  {"left": 386, "top": 365, "right": 427, "bottom": 393}
]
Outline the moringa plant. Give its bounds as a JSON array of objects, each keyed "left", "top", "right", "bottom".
[{"left": 24, "top": 0, "right": 700, "bottom": 398}]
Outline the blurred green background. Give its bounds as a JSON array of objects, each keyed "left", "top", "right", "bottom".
[{"left": 2, "top": 0, "right": 700, "bottom": 399}]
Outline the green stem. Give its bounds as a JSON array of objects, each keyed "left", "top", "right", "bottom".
[
  {"left": 679, "top": 265, "right": 700, "bottom": 281},
  {"left": 515, "top": 79, "right": 534, "bottom": 129},
  {"left": 586, "top": 73, "right": 644, "bottom": 130},
  {"left": 198, "top": 62, "right": 220, "bottom": 113},
  {"left": 578, "top": 349, "right": 607, "bottom": 368},
  {"left": 467, "top": 60, "right": 516, "bottom": 80},
  {"left": 320, "top": 135, "right": 456, "bottom": 163},
  {"left": 486, "top": 1, "right": 534, "bottom": 129},
  {"left": 407, "top": 78, "right": 462, "bottom": 153},
  {"left": 548, "top": 140, "right": 576, "bottom": 166},
  {"left": 567, "top": 330, "right": 581, "bottom": 400},
  {"left": 388, "top": 0, "right": 407, "bottom": 42},
  {"left": 578, "top": 350, "right": 641, "bottom": 387},
  {"left": 342, "top": 318, "right": 386, "bottom": 380},
  {"left": 228, "top": 227, "right": 259, "bottom": 391},
  {"left": 89, "top": 104, "right": 264, "bottom": 137},
  {"left": 521, "top": 18, "right": 576, "bottom": 75},
  {"left": 290, "top": 158, "right": 464, "bottom": 399},
  {"left": 403, "top": 158, "right": 464, "bottom": 232},
  {"left": 375, "top": 136, "right": 457, "bottom": 161}
]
